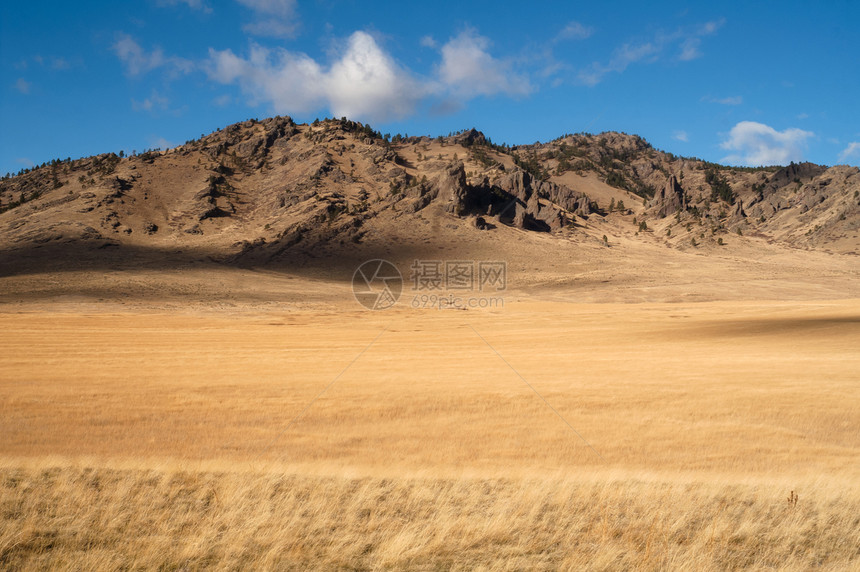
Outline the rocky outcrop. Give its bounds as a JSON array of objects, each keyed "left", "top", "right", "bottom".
[
  {"left": 452, "top": 128, "right": 487, "bottom": 148},
  {"left": 539, "top": 181, "right": 592, "bottom": 217},
  {"left": 730, "top": 199, "right": 746, "bottom": 221},
  {"left": 498, "top": 170, "right": 532, "bottom": 202},
  {"left": 438, "top": 162, "right": 470, "bottom": 215},
  {"left": 650, "top": 174, "right": 685, "bottom": 218}
]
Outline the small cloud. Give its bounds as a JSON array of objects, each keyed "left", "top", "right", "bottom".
[
  {"left": 15, "top": 157, "right": 34, "bottom": 168},
  {"left": 157, "top": 0, "right": 212, "bottom": 12},
  {"left": 438, "top": 29, "right": 532, "bottom": 97},
  {"left": 420, "top": 35, "right": 437, "bottom": 49},
  {"left": 703, "top": 95, "right": 743, "bottom": 105},
  {"left": 717, "top": 96, "right": 742, "bottom": 105},
  {"left": 673, "top": 130, "right": 688, "bottom": 142},
  {"left": 578, "top": 41, "right": 658, "bottom": 86},
  {"left": 539, "top": 60, "right": 569, "bottom": 80},
  {"left": 678, "top": 38, "right": 701, "bottom": 61},
  {"left": 13, "top": 55, "right": 75, "bottom": 72},
  {"left": 236, "top": 0, "right": 298, "bottom": 38},
  {"left": 720, "top": 121, "right": 814, "bottom": 166},
  {"left": 112, "top": 33, "right": 193, "bottom": 77},
  {"left": 149, "top": 136, "right": 175, "bottom": 150},
  {"left": 675, "top": 19, "right": 724, "bottom": 63},
  {"left": 213, "top": 94, "right": 232, "bottom": 107},
  {"left": 14, "top": 78, "right": 31, "bottom": 94},
  {"left": 557, "top": 21, "right": 593, "bottom": 41},
  {"left": 699, "top": 19, "right": 725, "bottom": 35},
  {"left": 50, "top": 57, "right": 70, "bottom": 70},
  {"left": 838, "top": 142, "right": 860, "bottom": 164},
  {"left": 796, "top": 112, "right": 809, "bottom": 120},
  {"left": 132, "top": 90, "right": 170, "bottom": 113}
]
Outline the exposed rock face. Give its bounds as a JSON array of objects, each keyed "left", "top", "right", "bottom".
[
  {"left": 539, "top": 181, "right": 592, "bottom": 217},
  {"left": 452, "top": 128, "right": 487, "bottom": 147},
  {"left": 489, "top": 170, "right": 587, "bottom": 230},
  {"left": 766, "top": 162, "right": 827, "bottom": 190},
  {"left": 730, "top": 199, "right": 746, "bottom": 221},
  {"left": 498, "top": 170, "right": 532, "bottom": 202},
  {"left": 438, "top": 163, "right": 570, "bottom": 231},
  {"left": 438, "top": 162, "right": 470, "bottom": 215},
  {"left": 651, "top": 174, "right": 685, "bottom": 218}
]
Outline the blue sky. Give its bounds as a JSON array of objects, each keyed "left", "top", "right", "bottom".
[{"left": 2, "top": 1, "right": 859, "bottom": 175}]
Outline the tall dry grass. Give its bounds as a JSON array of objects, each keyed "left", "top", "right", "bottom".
[
  {"left": 1, "top": 300, "right": 859, "bottom": 569},
  {"left": 2, "top": 464, "right": 858, "bottom": 570}
]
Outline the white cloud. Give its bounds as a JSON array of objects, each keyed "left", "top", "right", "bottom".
[
  {"left": 718, "top": 96, "right": 742, "bottom": 105},
  {"left": 14, "top": 78, "right": 31, "bottom": 94},
  {"left": 438, "top": 30, "right": 531, "bottom": 97},
  {"left": 13, "top": 55, "right": 74, "bottom": 72},
  {"left": 838, "top": 142, "right": 860, "bottom": 164},
  {"left": 720, "top": 121, "right": 814, "bottom": 166},
  {"left": 132, "top": 90, "right": 169, "bottom": 113},
  {"left": 213, "top": 94, "right": 232, "bottom": 107},
  {"left": 327, "top": 32, "right": 427, "bottom": 119},
  {"left": 420, "top": 35, "right": 437, "bottom": 49},
  {"left": 112, "top": 33, "right": 193, "bottom": 77},
  {"left": 236, "top": 0, "right": 298, "bottom": 38},
  {"left": 577, "top": 19, "right": 723, "bottom": 86},
  {"left": 699, "top": 20, "right": 723, "bottom": 35},
  {"left": 149, "top": 136, "right": 175, "bottom": 150},
  {"left": 206, "top": 28, "right": 533, "bottom": 122},
  {"left": 673, "top": 130, "right": 688, "bottom": 142},
  {"left": 207, "top": 31, "right": 425, "bottom": 122},
  {"left": 157, "top": 0, "right": 211, "bottom": 12},
  {"left": 703, "top": 95, "right": 743, "bottom": 105},
  {"left": 557, "top": 21, "right": 593, "bottom": 41},
  {"left": 678, "top": 38, "right": 701, "bottom": 61},
  {"left": 208, "top": 44, "right": 324, "bottom": 113},
  {"left": 578, "top": 41, "right": 658, "bottom": 86}
]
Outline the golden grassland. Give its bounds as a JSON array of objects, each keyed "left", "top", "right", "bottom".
[
  {"left": 1, "top": 298, "right": 859, "bottom": 569},
  {"left": 3, "top": 465, "right": 858, "bottom": 570}
]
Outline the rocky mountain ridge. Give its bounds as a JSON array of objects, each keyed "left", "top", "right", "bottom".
[{"left": 1, "top": 116, "right": 858, "bottom": 269}]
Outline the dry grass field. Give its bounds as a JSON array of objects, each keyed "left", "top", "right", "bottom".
[{"left": 1, "top": 286, "right": 859, "bottom": 569}]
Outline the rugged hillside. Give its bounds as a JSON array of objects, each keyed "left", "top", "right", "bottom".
[
  {"left": 1, "top": 116, "right": 858, "bottom": 273},
  {"left": 516, "top": 133, "right": 860, "bottom": 253}
]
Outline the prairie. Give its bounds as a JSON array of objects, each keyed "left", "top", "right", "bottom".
[{"left": 1, "top": 290, "right": 859, "bottom": 569}]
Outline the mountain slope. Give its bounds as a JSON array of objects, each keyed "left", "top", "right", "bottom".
[{"left": 1, "top": 116, "right": 858, "bottom": 274}]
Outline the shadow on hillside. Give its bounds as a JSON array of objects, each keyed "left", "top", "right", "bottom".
[{"left": 0, "top": 239, "right": 468, "bottom": 285}]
